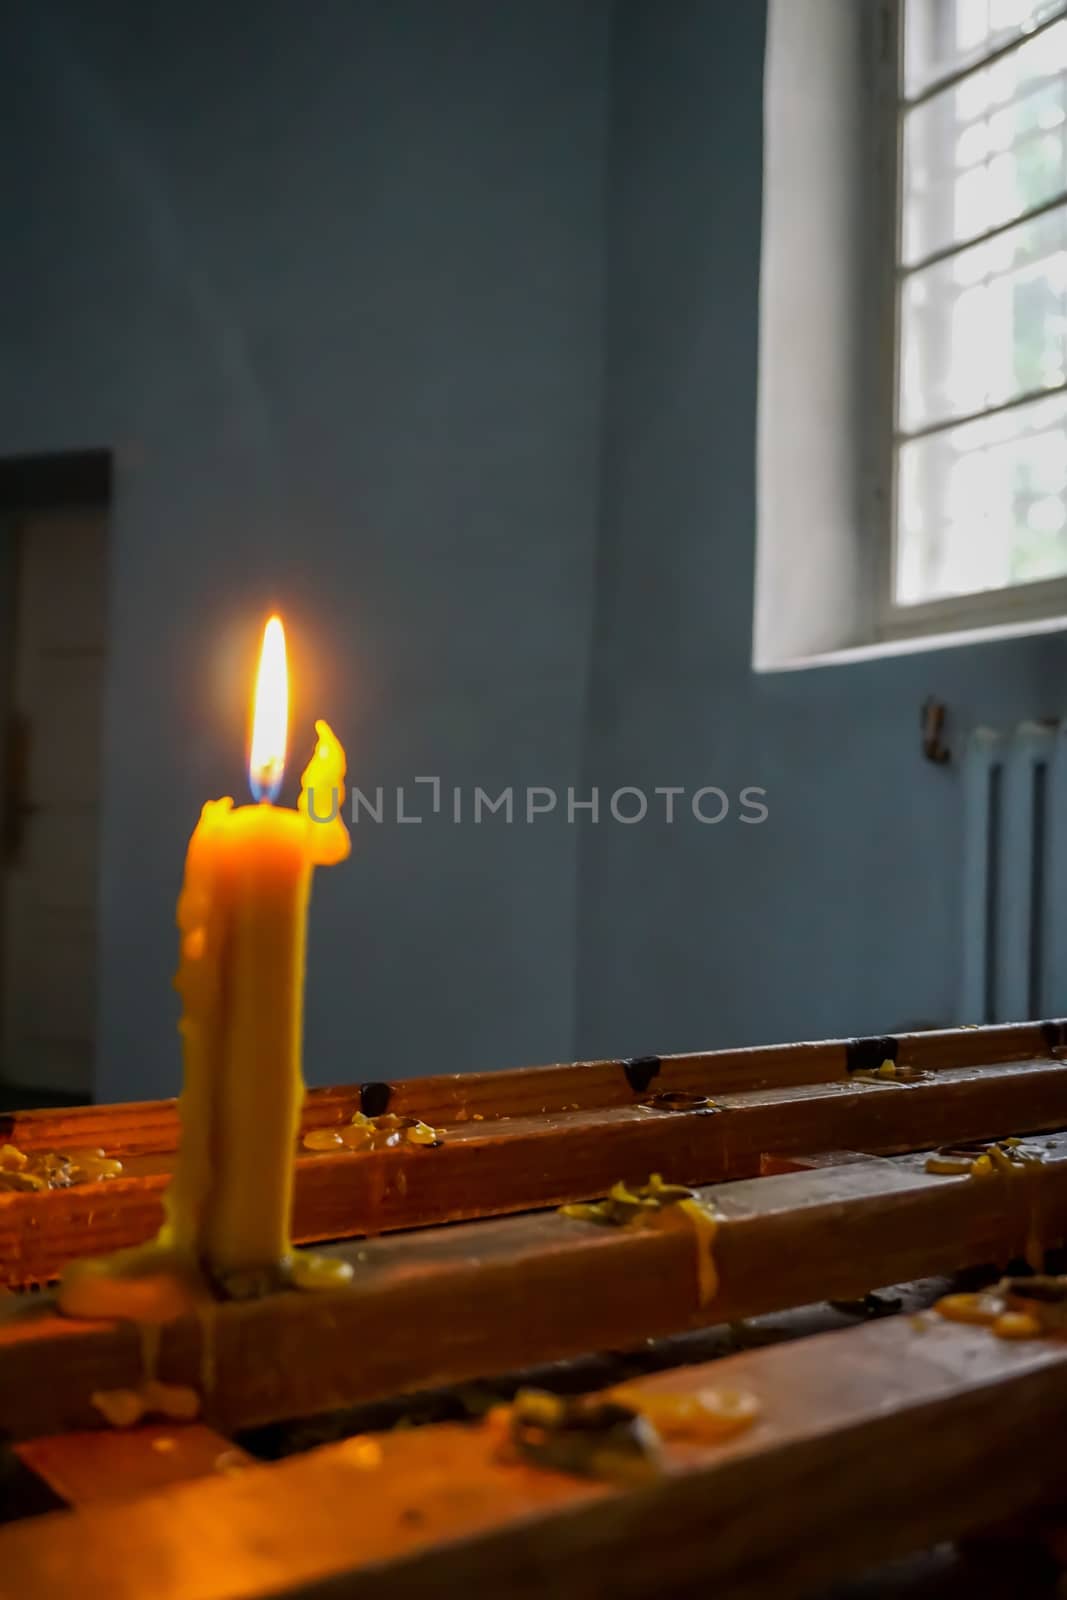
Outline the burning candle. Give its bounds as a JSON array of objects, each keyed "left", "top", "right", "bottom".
[
  {"left": 167, "top": 615, "right": 350, "bottom": 1293},
  {"left": 60, "top": 615, "right": 351, "bottom": 1319}
]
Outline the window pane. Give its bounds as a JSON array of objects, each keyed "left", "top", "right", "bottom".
[
  {"left": 906, "top": 0, "right": 1065, "bottom": 99},
  {"left": 902, "top": 20, "right": 1067, "bottom": 265},
  {"left": 896, "top": 392, "right": 1067, "bottom": 602},
  {"left": 900, "top": 203, "right": 1067, "bottom": 430}
]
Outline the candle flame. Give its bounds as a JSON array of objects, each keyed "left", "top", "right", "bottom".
[{"left": 249, "top": 615, "right": 288, "bottom": 803}]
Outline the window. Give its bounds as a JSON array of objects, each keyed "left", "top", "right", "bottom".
[
  {"left": 755, "top": 0, "right": 1067, "bottom": 668},
  {"left": 891, "top": 0, "right": 1067, "bottom": 624}
]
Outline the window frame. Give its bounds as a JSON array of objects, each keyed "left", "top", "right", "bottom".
[{"left": 875, "top": 0, "right": 1067, "bottom": 642}]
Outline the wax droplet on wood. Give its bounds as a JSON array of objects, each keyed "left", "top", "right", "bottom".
[
  {"left": 92, "top": 1380, "right": 201, "bottom": 1429},
  {"left": 0, "top": 1142, "right": 123, "bottom": 1191},
  {"left": 289, "top": 1252, "right": 354, "bottom": 1291},
  {"left": 675, "top": 1198, "right": 719, "bottom": 1306},
  {"left": 346, "top": 1437, "right": 383, "bottom": 1469},
  {"left": 609, "top": 1384, "right": 759, "bottom": 1441},
  {"left": 935, "top": 1291, "right": 1004, "bottom": 1326},
  {"left": 92, "top": 1389, "right": 146, "bottom": 1428},
  {"left": 993, "top": 1311, "right": 1043, "bottom": 1340},
  {"left": 340, "top": 1113, "right": 377, "bottom": 1149},
  {"left": 303, "top": 1128, "right": 344, "bottom": 1151}
]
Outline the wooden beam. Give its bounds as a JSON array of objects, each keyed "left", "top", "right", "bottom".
[
  {"left": 2, "top": 1315, "right": 1066, "bottom": 1600},
  {"left": 3, "top": 1138, "right": 1066, "bottom": 1439},
  {"left": 3, "top": 1018, "right": 1063, "bottom": 1154},
  {"left": 5, "top": 1056, "right": 1067, "bottom": 1288}
]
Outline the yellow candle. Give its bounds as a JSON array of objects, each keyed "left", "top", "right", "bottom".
[
  {"left": 168, "top": 618, "right": 348, "bottom": 1290},
  {"left": 175, "top": 803, "right": 312, "bottom": 1277},
  {"left": 59, "top": 616, "right": 350, "bottom": 1318}
]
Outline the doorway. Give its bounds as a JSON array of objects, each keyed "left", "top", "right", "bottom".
[{"left": 0, "top": 452, "right": 109, "bottom": 1108}]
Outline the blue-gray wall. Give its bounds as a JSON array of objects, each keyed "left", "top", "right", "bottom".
[
  {"left": 4, "top": 0, "right": 1067, "bottom": 1100},
  {"left": 578, "top": 0, "right": 1067, "bottom": 1059},
  {"left": 4, "top": 0, "right": 609, "bottom": 1098}
]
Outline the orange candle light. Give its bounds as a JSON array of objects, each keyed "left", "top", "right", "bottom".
[{"left": 60, "top": 615, "right": 351, "bottom": 1318}]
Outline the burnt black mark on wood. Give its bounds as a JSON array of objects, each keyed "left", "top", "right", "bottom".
[
  {"left": 1041, "top": 1020, "right": 1067, "bottom": 1055},
  {"left": 845, "top": 1036, "right": 899, "bottom": 1073},
  {"left": 359, "top": 1081, "right": 393, "bottom": 1117},
  {"left": 0, "top": 1116, "right": 14, "bottom": 1143},
  {"left": 622, "top": 1056, "right": 661, "bottom": 1095}
]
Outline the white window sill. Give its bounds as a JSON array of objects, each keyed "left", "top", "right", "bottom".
[{"left": 755, "top": 608, "right": 1067, "bottom": 674}]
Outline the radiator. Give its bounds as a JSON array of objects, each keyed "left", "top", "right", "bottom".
[{"left": 961, "top": 721, "right": 1067, "bottom": 1024}]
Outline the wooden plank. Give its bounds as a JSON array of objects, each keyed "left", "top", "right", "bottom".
[
  {"left": 5, "top": 1056, "right": 1067, "bottom": 1288},
  {"left": 3, "top": 1017, "right": 1063, "bottom": 1155},
  {"left": 0, "top": 1085, "right": 360, "bottom": 1159},
  {"left": 13, "top": 1427, "right": 252, "bottom": 1507},
  {"left": 2, "top": 1315, "right": 1066, "bottom": 1600},
  {"left": 3, "top": 1136, "right": 1067, "bottom": 1439}
]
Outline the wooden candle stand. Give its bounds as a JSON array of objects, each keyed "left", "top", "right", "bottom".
[{"left": 3, "top": 1019, "right": 1067, "bottom": 1598}]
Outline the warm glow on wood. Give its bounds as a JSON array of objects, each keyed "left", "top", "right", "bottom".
[{"left": 249, "top": 615, "right": 288, "bottom": 802}]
